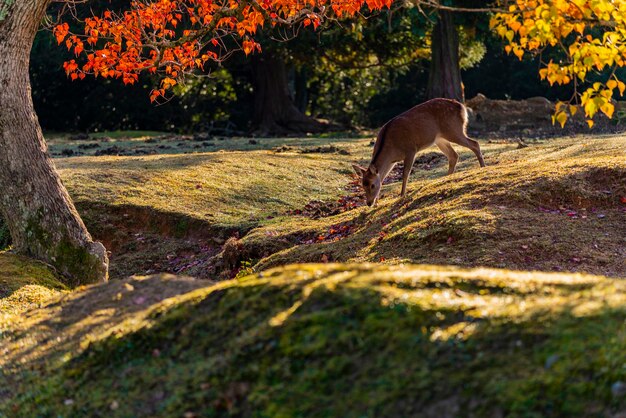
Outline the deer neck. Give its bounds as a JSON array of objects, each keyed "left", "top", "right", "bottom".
[{"left": 370, "top": 154, "right": 395, "bottom": 183}]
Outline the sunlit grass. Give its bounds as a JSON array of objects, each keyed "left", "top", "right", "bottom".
[
  {"left": 245, "top": 135, "right": 626, "bottom": 277},
  {"left": 3, "top": 263, "right": 626, "bottom": 416},
  {"left": 0, "top": 252, "right": 66, "bottom": 318}
]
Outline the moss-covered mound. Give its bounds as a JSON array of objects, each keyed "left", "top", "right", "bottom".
[
  {"left": 0, "top": 252, "right": 66, "bottom": 316},
  {"left": 52, "top": 134, "right": 625, "bottom": 279},
  {"left": 245, "top": 136, "right": 626, "bottom": 278},
  {"left": 3, "top": 263, "right": 626, "bottom": 417}
]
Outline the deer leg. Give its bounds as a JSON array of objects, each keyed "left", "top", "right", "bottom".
[
  {"left": 435, "top": 138, "right": 459, "bottom": 175},
  {"left": 447, "top": 134, "right": 486, "bottom": 168},
  {"left": 401, "top": 153, "right": 416, "bottom": 197}
]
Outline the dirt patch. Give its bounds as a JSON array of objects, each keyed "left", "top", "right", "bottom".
[
  {"left": 272, "top": 145, "right": 350, "bottom": 155},
  {"left": 78, "top": 203, "right": 239, "bottom": 279}
]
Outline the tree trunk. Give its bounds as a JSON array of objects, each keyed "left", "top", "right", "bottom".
[
  {"left": 251, "top": 53, "right": 329, "bottom": 135},
  {"left": 426, "top": 10, "right": 464, "bottom": 102},
  {"left": 0, "top": 0, "right": 108, "bottom": 285},
  {"left": 294, "top": 67, "right": 308, "bottom": 113}
]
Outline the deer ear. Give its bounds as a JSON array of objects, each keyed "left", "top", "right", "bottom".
[
  {"left": 352, "top": 164, "right": 366, "bottom": 177},
  {"left": 368, "top": 165, "right": 378, "bottom": 175}
]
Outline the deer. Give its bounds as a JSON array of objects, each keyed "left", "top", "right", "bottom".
[{"left": 352, "top": 98, "right": 485, "bottom": 206}]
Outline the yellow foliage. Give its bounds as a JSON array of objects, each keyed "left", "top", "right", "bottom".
[{"left": 492, "top": 0, "right": 626, "bottom": 126}]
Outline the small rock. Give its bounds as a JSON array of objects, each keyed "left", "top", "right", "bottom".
[
  {"left": 60, "top": 148, "right": 75, "bottom": 157},
  {"left": 95, "top": 146, "right": 123, "bottom": 156},
  {"left": 110, "top": 400, "right": 119, "bottom": 410},
  {"left": 78, "top": 143, "right": 101, "bottom": 150},
  {"left": 133, "top": 296, "right": 147, "bottom": 305},
  {"left": 597, "top": 214, "right": 606, "bottom": 218},
  {"left": 193, "top": 133, "right": 210, "bottom": 141},
  {"left": 64, "top": 399, "right": 75, "bottom": 406}
]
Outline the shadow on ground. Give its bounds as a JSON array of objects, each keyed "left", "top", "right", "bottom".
[{"left": 4, "top": 263, "right": 626, "bottom": 417}]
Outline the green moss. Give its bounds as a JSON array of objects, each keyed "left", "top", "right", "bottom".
[
  {"left": 174, "top": 218, "right": 189, "bottom": 238},
  {"left": 23, "top": 211, "right": 105, "bottom": 286},
  {"left": 3, "top": 264, "right": 626, "bottom": 417},
  {"left": 53, "top": 237, "right": 105, "bottom": 286},
  {"left": 0, "top": 252, "right": 66, "bottom": 314},
  {"left": 0, "top": 0, "right": 15, "bottom": 22}
]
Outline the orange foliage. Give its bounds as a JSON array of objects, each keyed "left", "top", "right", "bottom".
[{"left": 55, "top": 0, "right": 391, "bottom": 102}]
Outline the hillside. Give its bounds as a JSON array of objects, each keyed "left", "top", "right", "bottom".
[
  {"left": 2, "top": 263, "right": 626, "bottom": 416},
  {"left": 49, "top": 133, "right": 625, "bottom": 279},
  {"left": 1, "top": 133, "right": 625, "bottom": 416}
]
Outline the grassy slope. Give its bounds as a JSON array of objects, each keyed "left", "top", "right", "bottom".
[
  {"left": 54, "top": 134, "right": 625, "bottom": 279},
  {"left": 245, "top": 136, "right": 626, "bottom": 277},
  {"left": 1, "top": 134, "right": 625, "bottom": 416},
  {"left": 0, "top": 252, "right": 66, "bottom": 316},
  {"left": 3, "top": 263, "right": 626, "bottom": 417},
  {"left": 55, "top": 145, "right": 357, "bottom": 230}
]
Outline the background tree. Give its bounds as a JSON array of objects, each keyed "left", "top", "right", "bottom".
[
  {"left": 248, "top": 46, "right": 331, "bottom": 135},
  {"left": 491, "top": 0, "right": 626, "bottom": 126},
  {"left": 427, "top": 10, "right": 463, "bottom": 100},
  {"left": 0, "top": 0, "right": 393, "bottom": 285}
]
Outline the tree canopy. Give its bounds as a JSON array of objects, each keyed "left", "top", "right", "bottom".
[
  {"left": 51, "top": 0, "right": 626, "bottom": 127},
  {"left": 491, "top": 0, "right": 626, "bottom": 127},
  {"left": 53, "top": 0, "right": 392, "bottom": 103}
]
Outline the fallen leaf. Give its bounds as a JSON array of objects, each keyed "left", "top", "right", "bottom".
[{"left": 133, "top": 296, "right": 147, "bottom": 305}]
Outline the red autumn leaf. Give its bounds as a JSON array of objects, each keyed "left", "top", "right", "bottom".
[{"left": 54, "top": 0, "right": 391, "bottom": 99}]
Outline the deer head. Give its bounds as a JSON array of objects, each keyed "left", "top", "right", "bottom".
[{"left": 353, "top": 164, "right": 381, "bottom": 207}]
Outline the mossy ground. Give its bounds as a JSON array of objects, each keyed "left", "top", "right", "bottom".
[
  {"left": 50, "top": 133, "right": 626, "bottom": 279},
  {"left": 0, "top": 251, "right": 66, "bottom": 316},
  {"left": 1, "top": 132, "right": 624, "bottom": 416},
  {"left": 3, "top": 264, "right": 626, "bottom": 417},
  {"left": 242, "top": 135, "right": 625, "bottom": 278}
]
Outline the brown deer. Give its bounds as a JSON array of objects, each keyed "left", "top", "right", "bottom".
[{"left": 352, "top": 98, "right": 485, "bottom": 206}]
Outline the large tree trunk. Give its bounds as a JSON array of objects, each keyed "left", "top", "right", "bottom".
[
  {"left": 251, "top": 53, "right": 329, "bottom": 135},
  {"left": 0, "top": 0, "right": 108, "bottom": 285},
  {"left": 426, "top": 10, "right": 464, "bottom": 102}
]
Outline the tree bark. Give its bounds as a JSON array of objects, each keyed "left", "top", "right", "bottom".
[
  {"left": 294, "top": 66, "right": 308, "bottom": 113},
  {"left": 426, "top": 10, "right": 464, "bottom": 102},
  {"left": 251, "top": 53, "right": 329, "bottom": 135},
  {"left": 0, "top": 0, "right": 108, "bottom": 285}
]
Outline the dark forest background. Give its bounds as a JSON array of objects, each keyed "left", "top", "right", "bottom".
[{"left": 31, "top": 5, "right": 575, "bottom": 135}]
